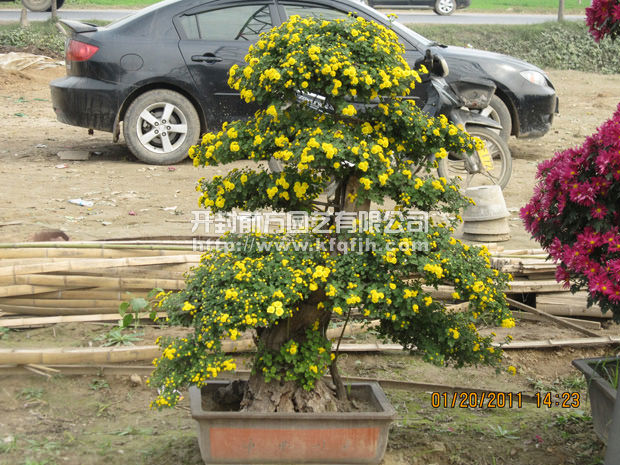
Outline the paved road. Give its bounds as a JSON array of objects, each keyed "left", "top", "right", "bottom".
[{"left": 0, "top": 8, "right": 585, "bottom": 24}]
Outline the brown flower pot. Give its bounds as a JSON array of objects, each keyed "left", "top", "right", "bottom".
[{"left": 189, "top": 381, "right": 396, "bottom": 464}]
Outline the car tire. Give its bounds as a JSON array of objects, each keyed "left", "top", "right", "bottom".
[
  {"left": 21, "top": 0, "right": 51, "bottom": 12},
  {"left": 123, "top": 90, "right": 200, "bottom": 165},
  {"left": 475, "top": 95, "right": 512, "bottom": 141},
  {"left": 433, "top": 0, "right": 456, "bottom": 15}
]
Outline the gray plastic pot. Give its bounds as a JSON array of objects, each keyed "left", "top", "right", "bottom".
[
  {"left": 189, "top": 381, "right": 396, "bottom": 465},
  {"left": 572, "top": 356, "right": 619, "bottom": 442}
]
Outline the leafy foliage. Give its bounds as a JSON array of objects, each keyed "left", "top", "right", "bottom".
[{"left": 0, "top": 21, "right": 65, "bottom": 58}]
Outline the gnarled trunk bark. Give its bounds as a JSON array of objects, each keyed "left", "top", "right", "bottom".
[{"left": 240, "top": 289, "right": 339, "bottom": 412}]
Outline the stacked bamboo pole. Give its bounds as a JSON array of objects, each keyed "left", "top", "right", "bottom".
[{"left": 0, "top": 242, "right": 201, "bottom": 319}]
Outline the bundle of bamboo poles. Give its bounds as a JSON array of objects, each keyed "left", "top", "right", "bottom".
[{"left": 0, "top": 241, "right": 204, "bottom": 319}]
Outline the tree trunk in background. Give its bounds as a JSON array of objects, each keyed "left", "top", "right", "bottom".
[
  {"left": 20, "top": 8, "right": 28, "bottom": 27},
  {"left": 51, "top": 0, "right": 58, "bottom": 20},
  {"left": 558, "top": 0, "right": 565, "bottom": 21}
]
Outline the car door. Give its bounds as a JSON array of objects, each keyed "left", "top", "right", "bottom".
[{"left": 174, "top": 2, "right": 277, "bottom": 128}]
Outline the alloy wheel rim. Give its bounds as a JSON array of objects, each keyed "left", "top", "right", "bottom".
[
  {"left": 136, "top": 102, "right": 188, "bottom": 154},
  {"left": 25, "top": 0, "right": 51, "bottom": 6}
]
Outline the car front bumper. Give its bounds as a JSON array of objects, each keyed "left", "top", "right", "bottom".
[
  {"left": 50, "top": 76, "right": 121, "bottom": 133},
  {"left": 514, "top": 89, "right": 558, "bottom": 139}
]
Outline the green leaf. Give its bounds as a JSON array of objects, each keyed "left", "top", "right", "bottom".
[
  {"left": 147, "top": 287, "right": 164, "bottom": 299},
  {"left": 130, "top": 298, "right": 148, "bottom": 312},
  {"left": 122, "top": 314, "right": 134, "bottom": 328}
]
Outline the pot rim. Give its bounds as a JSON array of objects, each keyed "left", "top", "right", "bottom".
[
  {"left": 572, "top": 356, "right": 619, "bottom": 401},
  {"left": 189, "top": 381, "right": 397, "bottom": 421}
]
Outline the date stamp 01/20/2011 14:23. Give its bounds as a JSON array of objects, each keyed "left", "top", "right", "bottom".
[{"left": 431, "top": 391, "right": 582, "bottom": 409}]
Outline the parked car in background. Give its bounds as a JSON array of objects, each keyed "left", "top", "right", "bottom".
[
  {"left": 51, "top": 0, "right": 558, "bottom": 164},
  {"left": 366, "top": 0, "right": 470, "bottom": 16},
  {"left": 0, "top": 0, "right": 65, "bottom": 12}
]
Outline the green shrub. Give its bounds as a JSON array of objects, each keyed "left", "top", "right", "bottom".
[
  {"left": 0, "top": 21, "right": 65, "bottom": 57},
  {"left": 412, "top": 22, "right": 620, "bottom": 74}
]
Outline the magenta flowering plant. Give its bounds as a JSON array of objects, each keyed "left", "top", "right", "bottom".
[
  {"left": 586, "top": 0, "right": 620, "bottom": 42},
  {"left": 521, "top": 103, "right": 620, "bottom": 318},
  {"left": 524, "top": 1, "right": 620, "bottom": 319}
]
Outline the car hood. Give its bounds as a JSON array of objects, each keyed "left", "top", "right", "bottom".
[{"left": 431, "top": 44, "right": 547, "bottom": 80}]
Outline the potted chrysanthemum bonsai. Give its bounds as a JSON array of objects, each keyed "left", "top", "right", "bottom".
[
  {"left": 148, "top": 14, "right": 513, "bottom": 464},
  {"left": 523, "top": 0, "right": 620, "bottom": 444}
]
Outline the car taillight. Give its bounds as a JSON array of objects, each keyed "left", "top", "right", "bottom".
[{"left": 66, "top": 40, "right": 99, "bottom": 62}]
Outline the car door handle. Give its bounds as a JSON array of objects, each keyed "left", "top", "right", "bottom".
[{"left": 191, "top": 54, "right": 223, "bottom": 64}]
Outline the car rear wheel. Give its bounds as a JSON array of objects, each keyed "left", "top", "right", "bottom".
[
  {"left": 433, "top": 0, "right": 456, "bottom": 15},
  {"left": 123, "top": 90, "right": 200, "bottom": 165},
  {"left": 474, "top": 95, "right": 512, "bottom": 141}
]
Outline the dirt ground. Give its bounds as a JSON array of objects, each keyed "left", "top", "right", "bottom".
[
  {"left": 1, "top": 65, "right": 620, "bottom": 247},
  {"left": 2, "top": 64, "right": 620, "bottom": 464}
]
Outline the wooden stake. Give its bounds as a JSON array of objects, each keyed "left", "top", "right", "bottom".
[
  {"left": 0, "top": 255, "right": 200, "bottom": 278},
  {"left": 0, "top": 312, "right": 168, "bottom": 328},
  {"left": 502, "top": 336, "right": 620, "bottom": 349},
  {"left": 0, "top": 284, "right": 64, "bottom": 298},
  {"left": 0, "top": 298, "right": 125, "bottom": 308},
  {"left": 510, "top": 311, "right": 602, "bottom": 331},
  {"left": 0, "top": 274, "right": 185, "bottom": 291},
  {"left": 506, "top": 297, "right": 600, "bottom": 338},
  {"left": 0, "top": 305, "right": 121, "bottom": 316},
  {"left": 0, "top": 247, "right": 200, "bottom": 260}
]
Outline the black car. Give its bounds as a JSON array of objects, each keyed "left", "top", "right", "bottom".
[
  {"left": 366, "top": 0, "right": 470, "bottom": 16},
  {"left": 51, "top": 0, "right": 558, "bottom": 165}
]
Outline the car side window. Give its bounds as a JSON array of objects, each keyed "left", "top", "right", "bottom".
[
  {"left": 178, "top": 4, "right": 273, "bottom": 41},
  {"left": 280, "top": 3, "right": 351, "bottom": 20}
]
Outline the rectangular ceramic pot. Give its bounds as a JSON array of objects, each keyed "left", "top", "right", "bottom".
[
  {"left": 189, "top": 381, "right": 396, "bottom": 465},
  {"left": 572, "top": 356, "right": 619, "bottom": 442}
]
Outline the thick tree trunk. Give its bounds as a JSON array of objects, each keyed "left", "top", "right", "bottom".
[{"left": 240, "top": 290, "right": 339, "bottom": 412}]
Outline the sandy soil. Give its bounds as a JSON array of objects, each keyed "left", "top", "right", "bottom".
[{"left": 2, "top": 65, "right": 620, "bottom": 248}]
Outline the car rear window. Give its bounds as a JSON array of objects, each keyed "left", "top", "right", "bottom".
[{"left": 178, "top": 4, "right": 273, "bottom": 41}]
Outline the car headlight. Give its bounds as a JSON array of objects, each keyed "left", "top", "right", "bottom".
[{"left": 520, "top": 70, "right": 548, "bottom": 87}]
